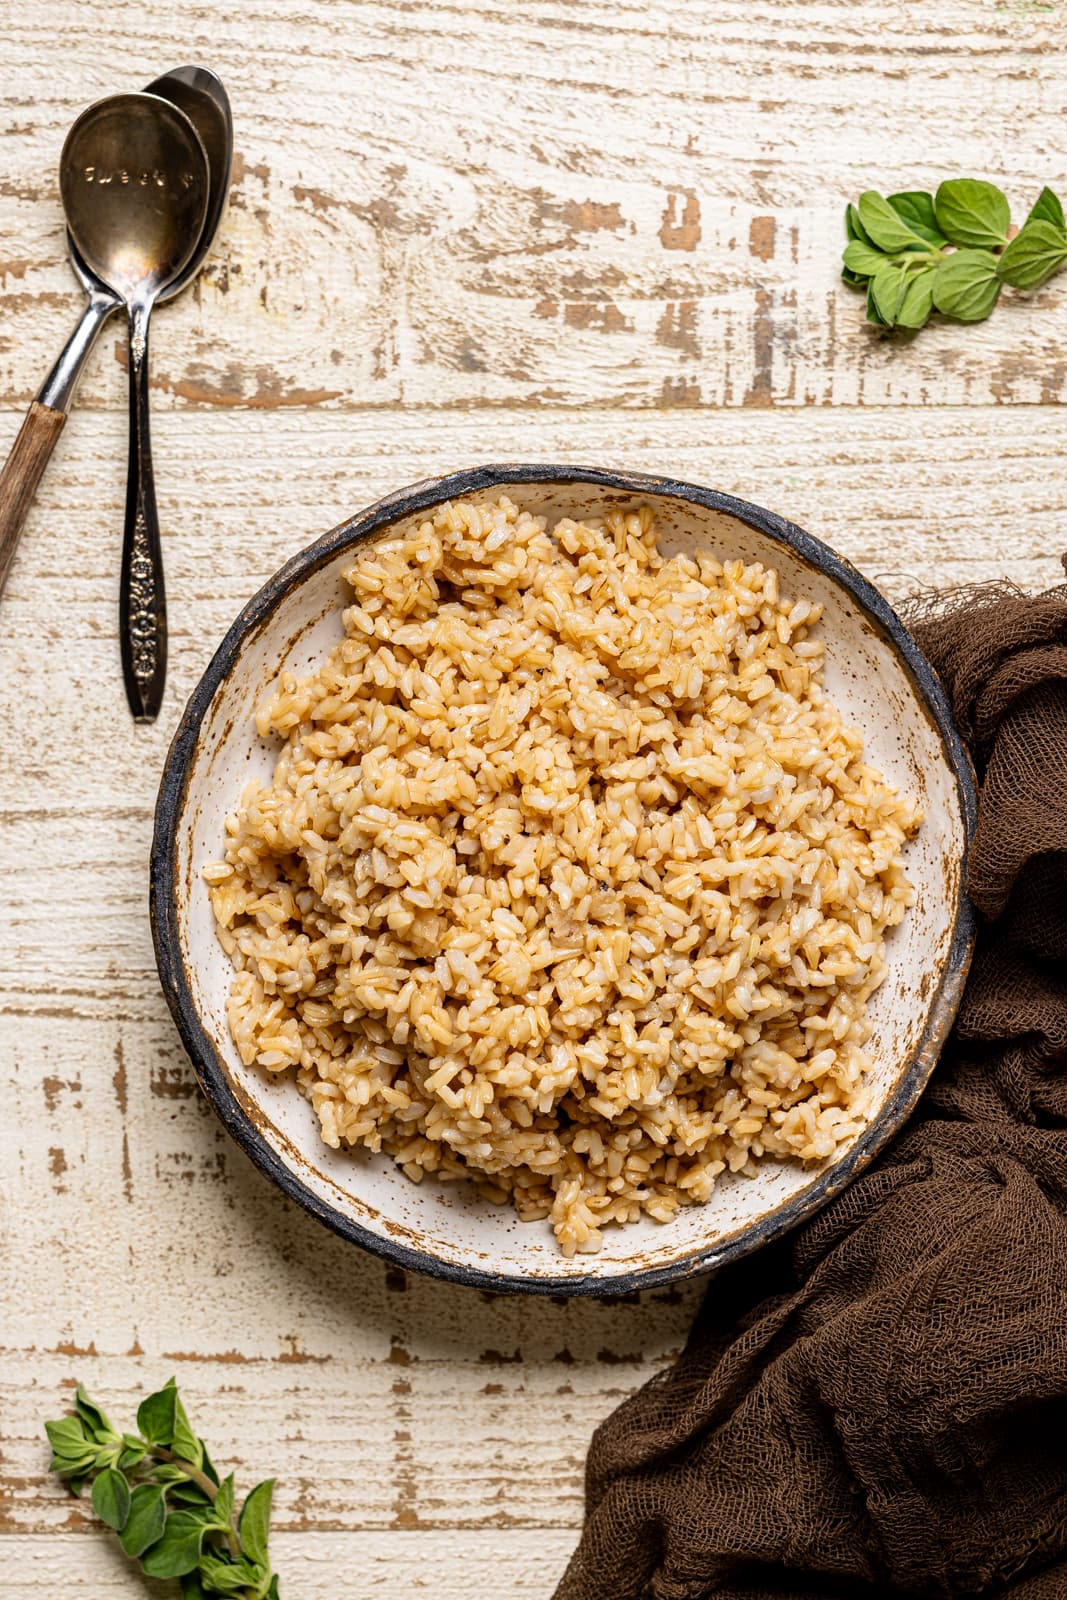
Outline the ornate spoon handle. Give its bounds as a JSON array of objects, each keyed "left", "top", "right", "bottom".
[{"left": 120, "top": 297, "right": 167, "bottom": 723}]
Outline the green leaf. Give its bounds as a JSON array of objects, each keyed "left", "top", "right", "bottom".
[
  {"left": 869, "top": 261, "right": 911, "bottom": 324},
  {"left": 842, "top": 239, "right": 886, "bottom": 279},
  {"left": 166, "top": 1479, "right": 215, "bottom": 1508},
  {"left": 266, "top": 1578, "right": 280, "bottom": 1600},
  {"left": 996, "top": 219, "right": 1067, "bottom": 290},
  {"left": 214, "top": 1473, "right": 236, "bottom": 1529},
  {"left": 119, "top": 1483, "right": 167, "bottom": 1558},
  {"left": 199, "top": 1553, "right": 266, "bottom": 1595},
  {"left": 141, "top": 1510, "right": 210, "bottom": 1579},
  {"left": 118, "top": 1442, "right": 147, "bottom": 1471},
  {"left": 172, "top": 1390, "right": 205, "bottom": 1471},
  {"left": 200, "top": 1441, "right": 221, "bottom": 1489},
  {"left": 137, "top": 1381, "right": 179, "bottom": 1448},
  {"left": 1025, "top": 185, "right": 1065, "bottom": 232},
  {"left": 887, "top": 191, "right": 947, "bottom": 246},
  {"left": 74, "top": 1385, "right": 117, "bottom": 1445},
  {"left": 45, "top": 1416, "right": 90, "bottom": 1456},
  {"left": 180, "top": 1577, "right": 210, "bottom": 1600},
  {"left": 171, "top": 1500, "right": 220, "bottom": 1529},
  {"left": 934, "top": 178, "right": 1011, "bottom": 247},
  {"left": 48, "top": 1451, "right": 98, "bottom": 1479},
  {"left": 865, "top": 277, "right": 887, "bottom": 325},
  {"left": 932, "top": 248, "right": 1002, "bottom": 321},
  {"left": 843, "top": 204, "right": 877, "bottom": 283},
  {"left": 857, "top": 190, "right": 929, "bottom": 253},
  {"left": 845, "top": 202, "right": 872, "bottom": 245},
  {"left": 894, "top": 265, "right": 937, "bottom": 329},
  {"left": 238, "top": 1479, "right": 274, "bottom": 1568},
  {"left": 91, "top": 1467, "right": 131, "bottom": 1532},
  {"left": 45, "top": 1417, "right": 98, "bottom": 1479}
]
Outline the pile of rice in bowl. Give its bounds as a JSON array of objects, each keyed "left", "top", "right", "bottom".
[{"left": 205, "top": 496, "right": 921, "bottom": 1257}]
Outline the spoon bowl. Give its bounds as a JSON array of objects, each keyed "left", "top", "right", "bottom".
[
  {"left": 145, "top": 67, "right": 233, "bottom": 301},
  {"left": 59, "top": 93, "right": 209, "bottom": 302},
  {"left": 65, "top": 65, "right": 231, "bottom": 314}
]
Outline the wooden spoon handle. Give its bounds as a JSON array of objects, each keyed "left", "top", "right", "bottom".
[{"left": 0, "top": 402, "right": 67, "bottom": 601}]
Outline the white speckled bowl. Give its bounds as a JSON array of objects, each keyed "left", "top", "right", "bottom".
[{"left": 151, "top": 466, "right": 976, "bottom": 1294}]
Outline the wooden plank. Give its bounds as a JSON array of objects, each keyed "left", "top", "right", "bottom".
[
  {"left": 0, "top": 1017, "right": 698, "bottom": 1370},
  {"left": 1, "top": 2, "right": 1066, "bottom": 411},
  {"left": 1, "top": 1530, "right": 574, "bottom": 1597},
  {"left": 0, "top": 1345, "right": 679, "bottom": 1533},
  {"left": 0, "top": 403, "right": 1061, "bottom": 654}
]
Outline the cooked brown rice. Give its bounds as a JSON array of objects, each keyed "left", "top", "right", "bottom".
[{"left": 206, "top": 495, "right": 920, "bottom": 1256}]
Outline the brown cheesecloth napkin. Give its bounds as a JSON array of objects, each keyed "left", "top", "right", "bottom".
[{"left": 556, "top": 566, "right": 1067, "bottom": 1600}]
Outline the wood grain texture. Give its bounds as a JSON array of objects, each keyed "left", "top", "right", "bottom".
[
  {"left": 0, "top": 401, "right": 65, "bottom": 596},
  {"left": 6, "top": 1532, "right": 574, "bottom": 1597},
  {"left": 2, "top": 1, "right": 1067, "bottom": 1592},
  {"left": 2, "top": 2, "right": 1067, "bottom": 413}
]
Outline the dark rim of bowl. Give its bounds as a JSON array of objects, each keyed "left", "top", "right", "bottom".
[{"left": 151, "top": 464, "right": 978, "bottom": 1296}]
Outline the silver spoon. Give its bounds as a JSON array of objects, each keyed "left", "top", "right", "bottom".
[
  {"left": 56, "top": 68, "right": 233, "bottom": 413},
  {"left": 114, "top": 68, "right": 232, "bottom": 723},
  {"left": 0, "top": 68, "right": 232, "bottom": 711},
  {"left": 144, "top": 67, "right": 232, "bottom": 265},
  {"left": 60, "top": 93, "right": 209, "bottom": 722}
]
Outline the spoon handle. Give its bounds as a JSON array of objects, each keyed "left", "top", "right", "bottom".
[
  {"left": 0, "top": 403, "right": 66, "bottom": 602},
  {"left": 0, "top": 289, "right": 117, "bottom": 603},
  {"left": 120, "top": 299, "right": 167, "bottom": 723}
]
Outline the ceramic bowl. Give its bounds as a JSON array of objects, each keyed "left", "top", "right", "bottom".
[{"left": 151, "top": 465, "right": 976, "bottom": 1294}]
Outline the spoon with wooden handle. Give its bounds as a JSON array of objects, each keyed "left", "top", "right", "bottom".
[{"left": 0, "top": 67, "right": 232, "bottom": 700}]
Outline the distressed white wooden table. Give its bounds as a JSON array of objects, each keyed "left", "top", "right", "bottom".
[{"left": 1, "top": 3, "right": 1064, "bottom": 1594}]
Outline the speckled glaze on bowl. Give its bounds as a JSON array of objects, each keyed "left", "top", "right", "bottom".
[{"left": 151, "top": 465, "right": 977, "bottom": 1295}]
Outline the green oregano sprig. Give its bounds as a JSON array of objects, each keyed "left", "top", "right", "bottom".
[
  {"left": 45, "top": 1380, "right": 280, "bottom": 1599},
  {"left": 843, "top": 178, "right": 1067, "bottom": 329}
]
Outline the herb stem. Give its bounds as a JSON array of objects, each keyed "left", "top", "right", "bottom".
[{"left": 152, "top": 1443, "right": 243, "bottom": 1563}]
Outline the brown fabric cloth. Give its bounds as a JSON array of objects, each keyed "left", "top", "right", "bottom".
[{"left": 556, "top": 570, "right": 1067, "bottom": 1600}]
